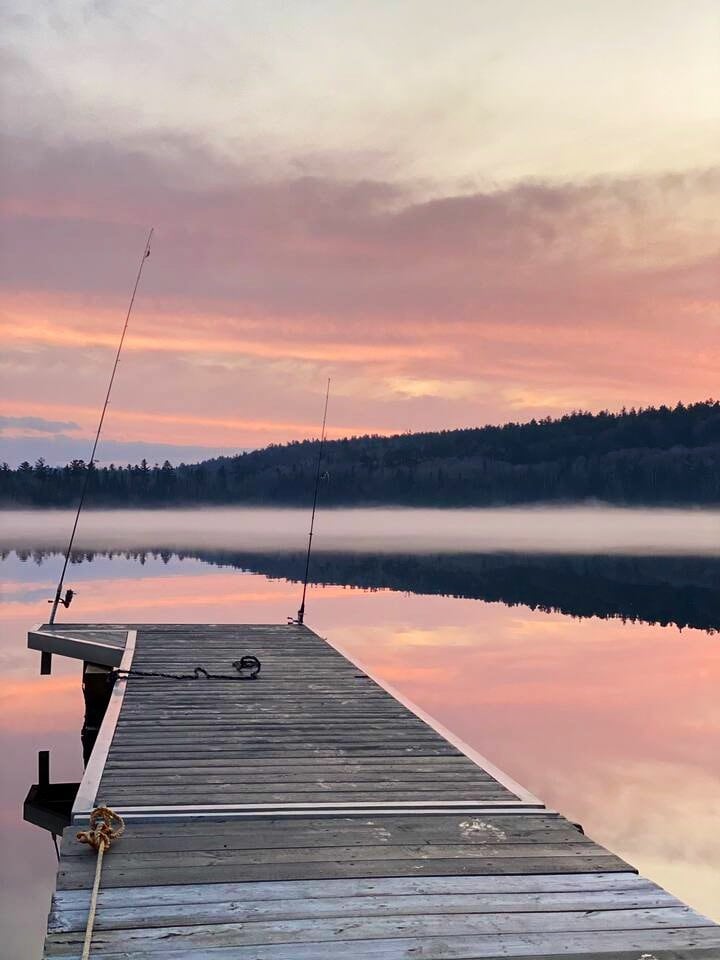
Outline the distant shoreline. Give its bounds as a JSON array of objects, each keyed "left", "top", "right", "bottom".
[{"left": 3, "top": 401, "right": 719, "bottom": 508}]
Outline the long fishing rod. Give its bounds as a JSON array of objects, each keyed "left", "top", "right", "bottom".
[
  {"left": 294, "top": 378, "right": 331, "bottom": 626},
  {"left": 48, "top": 228, "right": 154, "bottom": 625}
]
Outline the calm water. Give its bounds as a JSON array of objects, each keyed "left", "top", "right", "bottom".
[{"left": 1, "top": 507, "right": 719, "bottom": 958}]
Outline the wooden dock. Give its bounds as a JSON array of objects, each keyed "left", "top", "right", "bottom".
[{"left": 31, "top": 623, "right": 719, "bottom": 959}]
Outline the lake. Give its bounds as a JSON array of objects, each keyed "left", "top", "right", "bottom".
[{"left": 1, "top": 506, "right": 719, "bottom": 957}]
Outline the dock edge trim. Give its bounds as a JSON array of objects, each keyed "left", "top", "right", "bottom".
[
  {"left": 72, "top": 629, "right": 137, "bottom": 820},
  {"left": 321, "top": 630, "right": 542, "bottom": 807}
]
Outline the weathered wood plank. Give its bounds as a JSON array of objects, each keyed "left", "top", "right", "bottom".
[
  {"left": 40, "top": 907, "right": 714, "bottom": 953},
  {"left": 103, "top": 756, "right": 481, "bottom": 770},
  {"left": 101, "top": 791, "right": 514, "bottom": 806},
  {"left": 57, "top": 855, "right": 630, "bottom": 889},
  {"left": 98, "top": 780, "right": 505, "bottom": 794},
  {"left": 58, "top": 818, "right": 582, "bottom": 856},
  {"left": 42, "top": 930, "right": 720, "bottom": 960},
  {"left": 49, "top": 872, "right": 660, "bottom": 911},
  {"left": 99, "top": 771, "right": 498, "bottom": 785},
  {"left": 49, "top": 887, "right": 682, "bottom": 933},
  {"left": 108, "top": 729, "right": 452, "bottom": 742},
  {"left": 59, "top": 815, "right": 570, "bottom": 839},
  {"left": 61, "top": 841, "right": 601, "bottom": 873}
]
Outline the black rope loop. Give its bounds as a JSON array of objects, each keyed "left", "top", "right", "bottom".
[
  {"left": 232, "top": 655, "right": 261, "bottom": 679},
  {"left": 109, "top": 656, "right": 261, "bottom": 683}
]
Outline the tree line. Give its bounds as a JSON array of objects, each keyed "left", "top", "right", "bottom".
[{"left": 2, "top": 400, "right": 720, "bottom": 507}]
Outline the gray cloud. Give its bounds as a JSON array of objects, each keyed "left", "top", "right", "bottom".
[
  {"left": 0, "top": 415, "right": 80, "bottom": 433},
  {"left": 0, "top": 433, "right": 245, "bottom": 467},
  {"left": 1, "top": 129, "right": 717, "bottom": 328}
]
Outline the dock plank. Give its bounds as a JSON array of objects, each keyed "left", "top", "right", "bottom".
[{"left": 43, "top": 931, "right": 720, "bottom": 960}]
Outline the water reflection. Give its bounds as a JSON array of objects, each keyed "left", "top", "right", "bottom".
[
  {"left": 1, "top": 543, "right": 718, "bottom": 957},
  {"left": 6, "top": 546, "right": 720, "bottom": 632}
]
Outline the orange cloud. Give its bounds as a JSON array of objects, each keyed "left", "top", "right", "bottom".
[{"left": 1, "top": 300, "right": 452, "bottom": 365}]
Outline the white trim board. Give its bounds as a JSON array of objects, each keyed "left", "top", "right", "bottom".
[
  {"left": 76, "top": 804, "right": 555, "bottom": 824},
  {"left": 105, "top": 799, "right": 543, "bottom": 812},
  {"left": 72, "top": 629, "right": 137, "bottom": 820},
  {"left": 28, "top": 623, "right": 127, "bottom": 668}
]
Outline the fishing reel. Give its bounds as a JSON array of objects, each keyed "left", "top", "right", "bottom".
[{"left": 48, "top": 588, "right": 75, "bottom": 609}]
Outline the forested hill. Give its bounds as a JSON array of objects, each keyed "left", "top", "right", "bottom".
[{"left": 3, "top": 401, "right": 720, "bottom": 507}]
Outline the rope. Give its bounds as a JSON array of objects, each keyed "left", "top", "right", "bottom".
[
  {"left": 110, "top": 655, "right": 261, "bottom": 683},
  {"left": 76, "top": 806, "right": 125, "bottom": 960}
]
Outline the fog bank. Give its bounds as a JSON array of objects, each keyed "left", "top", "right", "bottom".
[{"left": 1, "top": 507, "right": 718, "bottom": 556}]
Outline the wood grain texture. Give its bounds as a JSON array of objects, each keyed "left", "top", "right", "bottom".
[
  {"left": 41, "top": 623, "right": 719, "bottom": 958},
  {"left": 94, "top": 623, "right": 522, "bottom": 810}
]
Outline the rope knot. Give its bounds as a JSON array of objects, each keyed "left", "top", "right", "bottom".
[
  {"left": 76, "top": 807, "right": 124, "bottom": 959},
  {"left": 233, "top": 655, "right": 261, "bottom": 679},
  {"left": 76, "top": 805, "right": 125, "bottom": 852}
]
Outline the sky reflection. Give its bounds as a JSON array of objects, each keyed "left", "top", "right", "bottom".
[{"left": 1, "top": 550, "right": 718, "bottom": 957}]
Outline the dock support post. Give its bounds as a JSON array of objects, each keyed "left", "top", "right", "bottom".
[
  {"left": 38, "top": 750, "right": 50, "bottom": 788},
  {"left": 82, "top": 663, "right": 113, "bottom": 765}
]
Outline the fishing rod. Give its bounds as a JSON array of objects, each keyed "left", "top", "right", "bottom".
[
  {"left": 293, "top": 378, "right": 331, "bottom": 626},
  {"left": 48, "top": 228, "right": 154, "bottom": 625}
]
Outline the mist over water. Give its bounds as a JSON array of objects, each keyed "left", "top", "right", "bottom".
[{"left": 2, "top": 506, "right": 719, "bottom": 555}]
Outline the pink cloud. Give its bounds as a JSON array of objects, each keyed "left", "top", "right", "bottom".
[{"left": 1, "top": 132, "right": 718, "bottom": 447}]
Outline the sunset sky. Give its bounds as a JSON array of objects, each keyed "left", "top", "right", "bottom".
[{"left": 1, "top": 1, "right": 718, "bottom": 465}]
